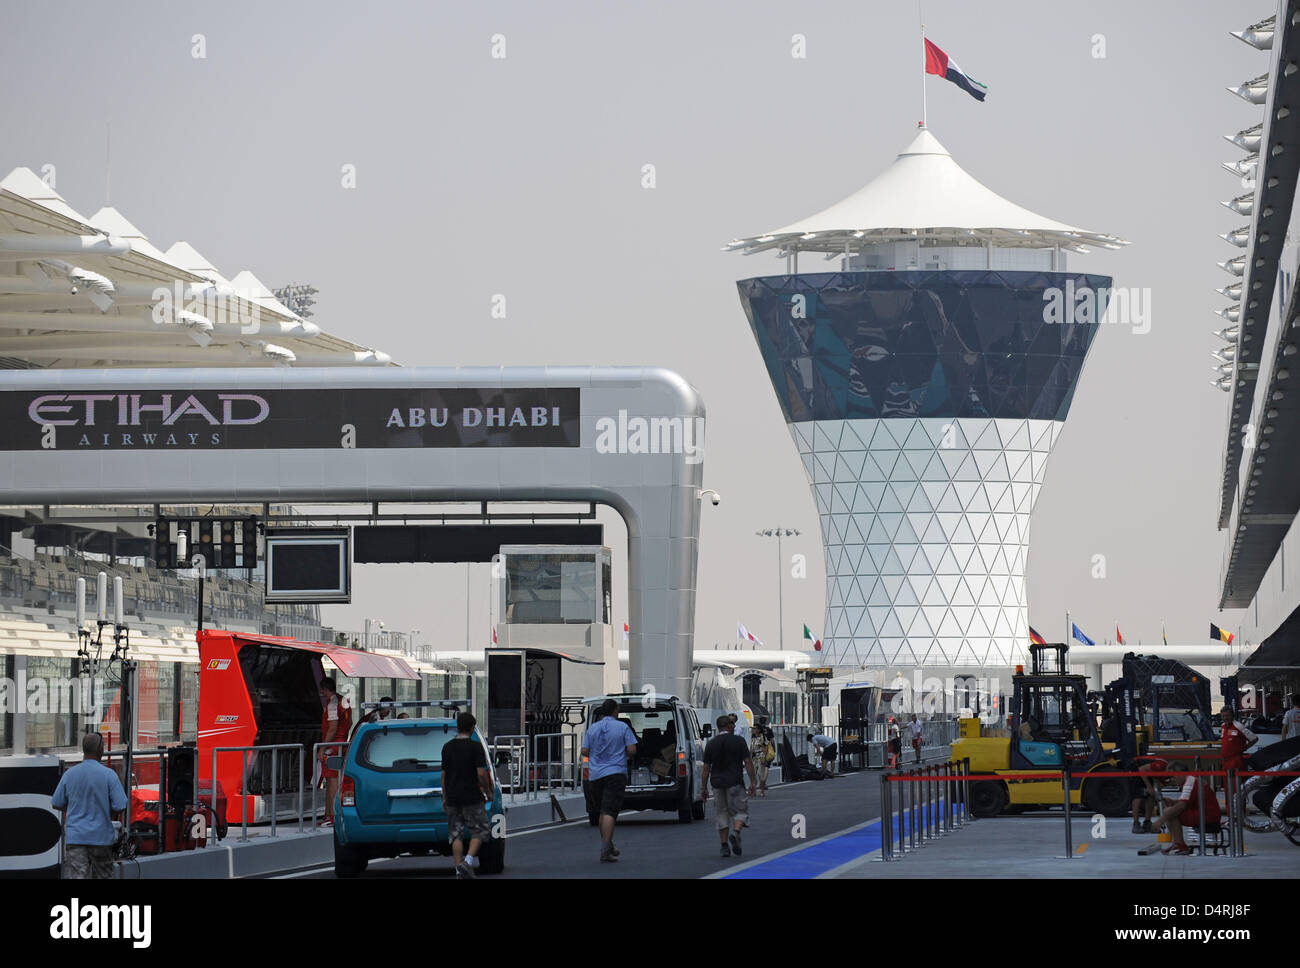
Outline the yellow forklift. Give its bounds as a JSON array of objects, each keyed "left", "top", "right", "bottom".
[{"left": 952, "top": 642, "right": 1130, "bottom": 817}]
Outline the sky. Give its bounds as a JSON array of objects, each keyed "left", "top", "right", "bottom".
[{"left": 0, "top": 0, "right": 1264, "bottom": 654}]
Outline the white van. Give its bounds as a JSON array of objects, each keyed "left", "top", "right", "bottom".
[{"left": 581, "top": 694, "right": 708, "bottom": 823}]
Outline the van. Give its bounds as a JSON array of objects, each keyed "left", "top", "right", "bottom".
[{"left": 581, "top": 694, "right": 707, "bottom": 823}]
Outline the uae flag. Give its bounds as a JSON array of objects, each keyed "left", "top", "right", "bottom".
[
  {"left": 1211, "top": 623, "right": 1235, "bottom": 645},
  {"left": 1028, "top": 626, "right": 1046, "bottom": 646},
  {"left": 924, "top": 38, "right": 988, "bottom": 102},
  {"left": 803, "top": 623, "right": 822, "bottom": 652}
]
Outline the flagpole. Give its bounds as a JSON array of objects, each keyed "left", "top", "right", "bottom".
[
  {"left": 1065, "top": 610, "right": 1070, "bottom": 648},
  {"left": 920, "top": 13, "right": 928, "bottom": 128}
]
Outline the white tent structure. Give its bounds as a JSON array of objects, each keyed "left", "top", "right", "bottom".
[
  {"left": 0, "top": 167, "right": 392, "bottom": 369},
  {"left": 723, "top": 129, "right": 1128, "bottom": 262}
]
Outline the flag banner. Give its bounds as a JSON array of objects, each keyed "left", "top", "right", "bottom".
[
  {"left": 737, "top": 621, "right": 764, "bottom": 647},
  {"left": 491, "top": 624, "right": 497, "bottom": 644},
  {"left": 924, "top": 38, "right": 988, "bottom": 102},
  {"left": 814, "top": 638, "right": 822, "bottom": 652},
  {"left": 803, "top": 624, "right": 813, "bottom": 640},
  {"left": 1210, "top": 623, "right": 1234, "bottom": 645},
  {"left": 1116, "top": 626, "right": 1125, "bottom": 646},
  {"left": 1028, "top": 626, "right": 1046, "bottom": 645},
  {"left": 1071, "top": 623, "right": 1095, "bottom": 647}
]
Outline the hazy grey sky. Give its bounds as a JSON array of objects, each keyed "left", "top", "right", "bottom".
[{"left": 1, "top": 0, "right": 1261, "bottom": 652}]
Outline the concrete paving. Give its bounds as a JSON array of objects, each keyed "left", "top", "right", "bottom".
[{"left": 832, "top": 811, "right": 1300, "bottom": 879}]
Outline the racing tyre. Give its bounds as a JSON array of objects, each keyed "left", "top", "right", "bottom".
[
  {"left": 333, "top": 834, "right": 367, "bottom": 878},
  {"left": 691, "top": 799, "right": 706, "bottom": 821},
  {"left": 969, "top": 780, "right": 1007, "bottom": 818},
  {"left": 1084, "top": 773, "right": 1130, "bottom": 817},
  {"left": 478, "top": 837, "right": 506, "bottom": 874}
]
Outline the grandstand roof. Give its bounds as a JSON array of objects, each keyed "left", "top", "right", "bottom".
[{"left": 0, "top": 168, "right": 394, "bottom": 369}]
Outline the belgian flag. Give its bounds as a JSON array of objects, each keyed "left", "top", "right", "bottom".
[{"left": 1210, "top": 623, "right": 1235, "bottom": 645}]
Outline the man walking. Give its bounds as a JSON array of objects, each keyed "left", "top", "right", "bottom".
[
  {"left": 703, "top": 715, "right": 757, "bottom": 858},
  {"left": 581, "top": 698, "right": 637, "bottom": 863},
  {"left": 319, "top": 677, "right": 351, "bottom": 826},
  {"left": 750, "top": 716, "right": 774, "bottom": 796},
  {"left": 1282, "top": 693, "right": 1300, "bottom": 741},
  {"left": 441, "top": 712, "right": 494, "bottom": 879},
  {"left": 909, "top": 714, "right": 924, "bottom": 764},
  {"left": 51, "top": 732, "right": 127, "bottom": 879}
]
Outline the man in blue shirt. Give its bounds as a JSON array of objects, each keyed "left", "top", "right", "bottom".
[
  {"left": 581, "top": 698, "right": 637, "bottom": 863},
  {"left": 51, "top": 732, "right": 127, "bottom": 879}
]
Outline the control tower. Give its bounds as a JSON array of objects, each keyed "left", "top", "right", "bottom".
[{"left": 727, "top": 129, "right": 1126, "bottom": 671}]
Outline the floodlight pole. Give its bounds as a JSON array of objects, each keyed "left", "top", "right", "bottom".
[{"left": 756, "top": 528, "right": 800, "bottom": 652}]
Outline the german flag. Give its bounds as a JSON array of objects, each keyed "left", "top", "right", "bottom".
[
  {"left": 1029, "top": 626, "right": 1047, "bottom": 646},
  {"left": 1210, "top": 623, "right": 1235, "bottom": 645}
]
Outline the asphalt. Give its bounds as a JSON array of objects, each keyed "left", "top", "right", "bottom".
[{"left": 287, "top": 760, "right": 926, "bottom": 879}]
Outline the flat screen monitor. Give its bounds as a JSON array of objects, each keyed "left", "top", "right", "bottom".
[{"left": 265, "top": 530, "right": 351, "bottom": 603}]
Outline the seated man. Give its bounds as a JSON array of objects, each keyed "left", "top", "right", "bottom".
[
  {"left": 1153, "top": 761, "right": 1220, "bottom": 855},
  {"left": 1130, "top": 757, "right": 1160, "bottom": 834}
]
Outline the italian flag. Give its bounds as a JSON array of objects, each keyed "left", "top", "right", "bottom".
[
  {"left": 924, "top": 38, "right": 987, "bottom": 102},
  {"left": 803, "top": 623, "right": 822, "bottom": 652}
]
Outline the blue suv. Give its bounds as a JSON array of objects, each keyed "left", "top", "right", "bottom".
[{"left": 328, "top": 702, "right": 506, "bottom": 877}]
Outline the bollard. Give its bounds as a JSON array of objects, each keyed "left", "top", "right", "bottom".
[
  {"left": 908, "top": 769, "right": 918, "bottom": 849},
  {"left": 1061, "top": 768, "right": 1073, "bottom": 859},
  {"left": 271, "top": 747, "right": 278, "bottom": 838},
  {"left": 1195, "top": 756, "right": 1207, "bottom": 856},
  {"left": 929, "top": 765, "right": 938, "bottom": 838},
  {"left": 944, "top": 762, "right": 953, "bottom": 832},
  {"left": 877, "top": 773, "right": 892, "bottom": 861},
  {"left": 898, "top": 772, "right": 908, "bottom": 853},
  {"left": 1225, "top": 768, "right": 1237, "bottom": 857},
  {"left": 298, "top": 749, "right": 304, "bottom": 835},
  {"left": 963, "top": 757, "right": 973, "bottom": 823}
]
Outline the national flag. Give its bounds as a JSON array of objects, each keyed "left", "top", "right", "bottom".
[
  {"left": 1071, "top": 623, "right": 1095, "bottom": 647},
  {"left": 803, "top": 624, "right": 822, "bottom": 651},
  {"left": 1116, "top": 626, "right": 1125, "bottom": 646},
  {"left": 737, "top": 621, "right": 764, "bottom": 647},
  {"left": 623, "top": 622, "right": 629, "bottom": 639},
  {"left": 491, "top": 624, "right": 497, "bottom": 644},
  {"left": 1028, "top": 626, "right": 1047, "bottom": 646},
  {"left": 1211, "top": 623, "right": 1234, "bottom": 645},
  {"left": 1162, "top": 624, "right": 1168, "bottom": 646},
  {"left": 924, "top": 38, "right": 988, "bottom": 102}
]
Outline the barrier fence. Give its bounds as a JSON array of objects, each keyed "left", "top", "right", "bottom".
[{"left": 879, "top": 761, "right": 1300, "bottom": 862}]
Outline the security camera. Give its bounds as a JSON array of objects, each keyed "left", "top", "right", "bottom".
[{"left": 711, "top": 493, "right": 720, "bottom": 506}]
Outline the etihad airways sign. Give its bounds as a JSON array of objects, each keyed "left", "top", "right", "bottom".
[{"left": 0, "top": 387, "right": 580, "bottom": 450}]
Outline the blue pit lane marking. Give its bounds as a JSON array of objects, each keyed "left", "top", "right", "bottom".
[{"left": 721, "top": 802, "right": 946, "bottom": 879}]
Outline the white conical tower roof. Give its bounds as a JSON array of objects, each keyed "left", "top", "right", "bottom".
[{"left": 724, "top": 129, "right": 1126, "bottom": 255}]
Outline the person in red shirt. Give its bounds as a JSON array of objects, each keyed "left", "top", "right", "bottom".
[
  {"left": 1219, "top": 705, "right": 1257, "bottom": 778},
  {"left": 1153, "top": 762, "right": 1220, "bottom": 855},
  {"left": 319, "top": 677, "right": 352, "bottom": 826}
]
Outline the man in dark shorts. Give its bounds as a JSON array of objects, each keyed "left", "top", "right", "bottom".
[
  {"left": 581, "top": 698, "right": 637, "bottom": 863},
  {"left": 441, "top": 712, "right": 494, "bottom": 879},
  {"left": 703, "top": 715, "right": 757, "bottom": 858},
  {"left": 1130, "top": 758, "right": 1159, "bottom": 834}
]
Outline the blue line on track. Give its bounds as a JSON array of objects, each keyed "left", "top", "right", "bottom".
[{"left": 722, "top": 802, "right": 947, "bottom": 879}]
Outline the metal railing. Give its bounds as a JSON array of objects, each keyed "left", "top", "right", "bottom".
[
  {"left": 528, "top": 731, "right": 579, "bottom": 794},
  {"left": 878, "top": 758, "right": 970, "bottom": 862},
  {"left": 209, "top": 743, "right": 306, "bottom": 841},
  {"left": 488, "top": 735, "right": 532, "bottom": 801}
]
